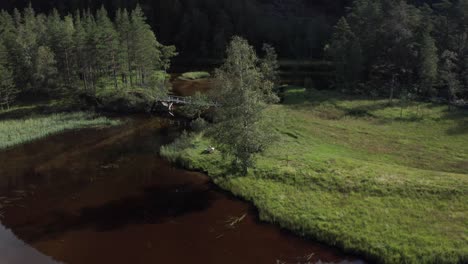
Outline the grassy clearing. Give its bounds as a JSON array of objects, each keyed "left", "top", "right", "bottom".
[
  {"left": 178, "top": 71, "right": 211, "bottom": 80},
  {"left": 0, "top": 112, "right": 121, "bottom": 150},
  {"left": 161, "top": 87, "right": 468, "bottom": 263}
]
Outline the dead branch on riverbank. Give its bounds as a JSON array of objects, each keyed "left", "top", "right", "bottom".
[{"left": 225, "top": 213, "right": 246, "bottom": 229}]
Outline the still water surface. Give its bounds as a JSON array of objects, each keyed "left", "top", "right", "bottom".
[{"left": 0, "top": 100, "right": 364, "bottom": 264}]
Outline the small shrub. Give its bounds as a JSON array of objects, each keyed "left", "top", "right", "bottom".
[
  {"left": 173, "top": 130, "right": 193, "bottom": 149},
  {"left": 160, "top": 144, "right": 181, "bottom": 163},
  {"left": 304, "top": 77, "right": 315, "bottom": 89},
  {"left": 191, "top": 118, "right": 208, "bottom": 132},
  {"left": 160, "top": 130, "right": 195, "bottom": 164}
]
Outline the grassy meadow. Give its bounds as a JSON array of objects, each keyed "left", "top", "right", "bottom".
[
  {"left": 178, "top": 71, "right": 211, "bottom": 80},
  {"left": 161, "top": 87, "right": 468, "bottom": 263},
  {"left": 0, "top": 110, "right": 120, "bottom": 150}
]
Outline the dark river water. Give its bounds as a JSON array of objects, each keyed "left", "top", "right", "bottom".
[{"left": 0, "top": 78, "right": 365, "bottom": 264}]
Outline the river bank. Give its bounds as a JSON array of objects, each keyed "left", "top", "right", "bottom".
[
  {"left": 2, "top": 75, "right": 466, "bottom": 263},
  {"left": 0, "top": 116, "right": 362, "bottom": 264},
  {"left": 160, "top": 87, "right": 468, "bottom": 263}
]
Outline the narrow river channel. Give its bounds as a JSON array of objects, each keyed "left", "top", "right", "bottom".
[{"left": 0, "top": 78, "right": 365, "bottom": 264}]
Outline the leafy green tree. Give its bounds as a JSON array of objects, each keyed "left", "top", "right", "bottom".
[
  {"left": 344, "top": 0, "right": 445, "bottom": 98},
  {"left": 159, "top": 44, "right": 177, "bottom": 72},
  {"left": 347, "top": 0, "right": 384, "bottom": 71},
  {"left": 463, "top": 55, "right": 468, "bottom": 97},
  {"left": 456, "top": 0, "right": 468, "bottom": 95},
  {"left": 418, "top": 30, "right": 438, "bottom": 97},
  {"left": 260, "top": 43, "right": 280, "bottom": 87},
  {"left": 439, "top": 50, "right": 461, "bottom": 104},
  {"left": 430, "top": 0, "right": 468, "bottom": 99},
  {"left": 327, "top": 17, "right": 363, "bottom": 92},
  {"left": 144, "top": 72, "right": 170, "bottom": 100},
  {"left": 179, "top": 92, "right": 210, "bottom": 119},
  {"left": 381, "top": 1, "right": 421, "bottom": 93},
  {"left": 210, "top": 36, "right": 278, "bottom": 174},
  {"left": 0, "top": 65, "right": 16, "bottom": 109}
]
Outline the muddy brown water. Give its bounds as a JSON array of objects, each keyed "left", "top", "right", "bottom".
[
  {"left": 0, "top": 117, "right": 364, "bottom": 264},
  {"left": 170, "top": 74, "right": 213, "bottom": 97},
  {"left": 0, "top": 79, "right": 365, "bottom": 264}
]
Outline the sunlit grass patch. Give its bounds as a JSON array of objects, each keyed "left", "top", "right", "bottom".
[
  {"left": 0, "top": 112, "right": 121, "bottom": 150},
  {"left": 161, "top": 87, "right": 468, "bottom": 263},
  {"left": 178, "top": 71, "right": 211, "bottom": 80}
]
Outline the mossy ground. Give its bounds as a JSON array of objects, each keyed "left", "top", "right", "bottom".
[{"left": 161, "top": 87, "right": 468, "bottom": 263}]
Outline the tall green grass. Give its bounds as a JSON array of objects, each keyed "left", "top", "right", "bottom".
[
  {"left": 161, "top": 88, "right": 468, "bottom": 263},
  {"left": 0, "top": 112, "right": 120, "bottom": 150}
]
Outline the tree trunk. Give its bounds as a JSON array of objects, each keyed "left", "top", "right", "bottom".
[
  {"left": 389, "top": 74, "right": 395, "bottom": 103},
  {"left": 83, "top": 76, "right": 88, "bottom": 91},
  {"left": 112, "top": 52, "right": 118, "bottom": 90},
  {"left": 65, "top": 51, "right": 71, "bottom": 86},
  {"left": 127, "top": 37, "right": 132, "bottom": 88}
]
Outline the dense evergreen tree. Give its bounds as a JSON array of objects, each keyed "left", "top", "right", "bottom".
[
  {"left": 131, "top": 5, "right": 164, "bottom": 86},
  {"left": 1, "top": 1, "right": 467, "bottom": 103},
  {"left": 115, "top": 8, "right": 131, "bottom": 87},
  {"left": 46, "top": 10, "right": 74, "bottom": 87},
  {"left": 440, "top": 50, "right": 461, "bottom": 103},
  {"left": 0, "top": 0, "right": 354, "bottom": 60},
  {"left": 34, "top": 45, "right": 58, "bottom": 91},
  {"left": 95, "top": 6, "right": 119, "bottom": 89},
  {"left": 260, "top": 43, "right": 280, "bottom": 87},
  {"left": 0, "top": 4, "right": 176, "bottom": 101},
  {"left": 72, "top": 11, "right": 89, "bottom": 90},
  {"left": 0, "top": 42, "right": 17, "bottom": 109},
  {"left": 14, "top": 4, "right": 39, "bottom": 90}
]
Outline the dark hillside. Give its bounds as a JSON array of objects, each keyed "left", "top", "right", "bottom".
[{"left": 0, "top": 0, "right": 352, "bottom": 59}]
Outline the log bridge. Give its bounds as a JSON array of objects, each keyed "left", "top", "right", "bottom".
[{"left": 151, "top": 95, "right": 218, "bottom": 114}]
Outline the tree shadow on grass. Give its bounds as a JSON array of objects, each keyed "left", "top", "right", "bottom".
[
  {"left": 281, "top": 87, "right": 466, "bottom": 126},
  {"left": 281, "top": 87, "right": 397, "bottom": 120},
  {"left": 281, "top": 87, "right": 338, "bottom": 107},
  {"left": 196, "top": 150, "right": 247, "bottom": 180},
  {"left": 443, "top": 109, "right": 468, "bottom": 135},
  {"left": 0, "top": 101, "right": 73, "bottom": 121}
]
